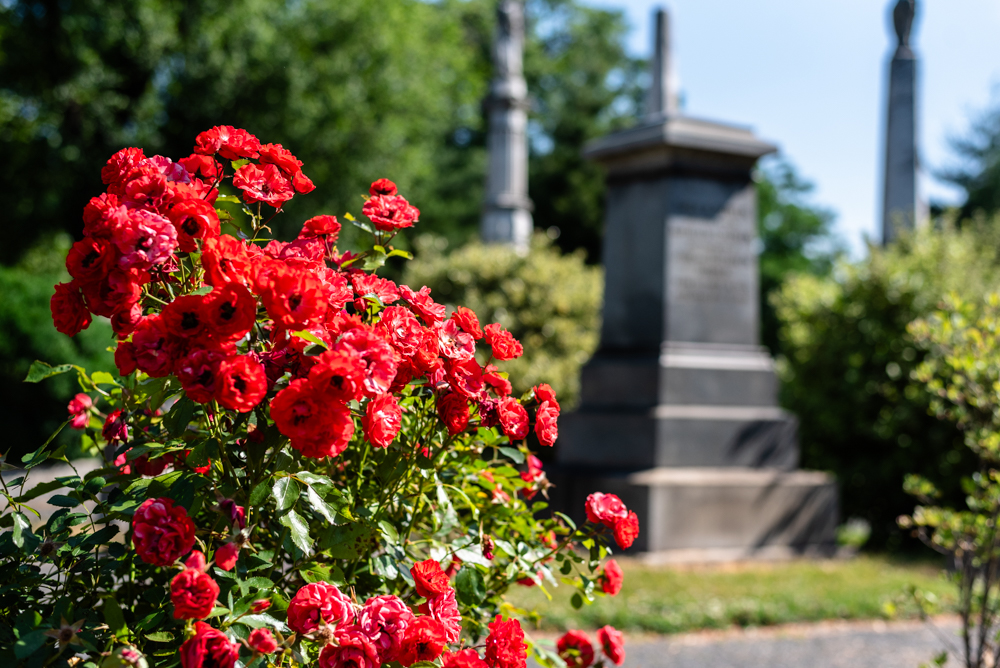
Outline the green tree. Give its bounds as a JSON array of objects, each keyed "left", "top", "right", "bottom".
[
  {"left": 942, "top": 97, "right": 1000, "bottom": 220},
  {"left": 756, "top": 157, "right": 841, "bottom": 353}
]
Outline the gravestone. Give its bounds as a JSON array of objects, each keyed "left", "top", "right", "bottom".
[
  {"left": 482, "top": 0, "right": 533, "bottom": 253},
  {"left": 881, "top": 0, "right": 923, "bottom": 244},
  {"left": 553, "top": 8, "right": 838, "bottom": 559}
]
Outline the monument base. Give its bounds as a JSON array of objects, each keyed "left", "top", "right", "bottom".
[{"left": 550, "top": 467, "right": 838, "bottom": 556}]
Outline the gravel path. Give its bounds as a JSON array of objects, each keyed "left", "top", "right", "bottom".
[{"left": 618, "top": 617, "right": 961, "bottom": 668}]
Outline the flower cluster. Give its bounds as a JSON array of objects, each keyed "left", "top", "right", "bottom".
[
  {"left": 556, "top": 627, "right": 625, "bottom": 668},
  {"left": 19, "top": 127, "right": 639, "bottom": 668}
]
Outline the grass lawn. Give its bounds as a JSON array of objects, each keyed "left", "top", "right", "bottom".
[{"left": 505, "top": 555, "right": 956, "bottom": 634}]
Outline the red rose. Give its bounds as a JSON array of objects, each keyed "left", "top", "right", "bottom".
[
  {"left": 110, "top": 302, "right": 143, "bottom": 337},
  {"left": 233, "top": 163, "right": 294, "bottom": 208},
  {"left": 287, "top": 582, "right": 354, "bottom": 635},
  {"left": 363, "top": 394, "right": 402, "bottom": 449},
  {"left": 175, "top": 348, "right": 225, "bottom": 404},
  {"left": 193, "top": 125, "right": 261, "bottom": 160},
  {"left": 397, "top": 616, "right": 448, "bottom": 667},
  {"left": 443, "top": 649, "right": 489, "bottom": 668},
  {"left": 260, "top": 264, "right": 327, "bottom": 330},
  {"left": 363, "top": 194, "right": 419, "bottom": 231},
  {"left": 319, "top": 626, "right": 380, "bottom": 668},
  {"left": 293, "top": 171, "right": 316, "bottom": 194},
  {"left": 300, "top": 215, "right": 341, "bottom": 241},
  {"left": 66, "top": 237, "right": 116, "bottom": 282},
  {"left": 308, "top": 349, "right": 366, "bottom": 402},
  {"left": 258, "top": 143, "right": 303, "bottom": 178},
  {"left": 162, "top": 294, "right": 210, "bottom": 339},
  {"left": 215, "top": 355, "right": 267, "bottom": 413},
  {"left": 168, "top": 199, "right": 220, "bottom": 252},
  {"left": 498, "top": 397, "right": 529, "bottom": 441},
  {"left": 451, "top": 305, "right": 483, "bottom": 340},
  {"left": 251, "top": 599, "right": 271, "bottom": 613},
  {"left": 248, "top": 628, "right": 278, "bottom": 654},
  {"left": 483, "top": 323, "right": 523, "bottom": 361},
  {"left": 352, "top": 273, "right": 400, "bottom": 306},
  {"left": 446, "top": 357, "right": 484, "bottom": 400},
  {"left": 410, "top": 559, "right": 451, "bottom": 598},
  {"left": 103, "top": 409, "right": 129, "bottom": 444},
  {"left": 271, "top": 379, "right": 355, "bottom": 458},
  {"left": 336, "top": 327, "right": 399, "bottom": 397},
  {"left": 598, "top": 558, "right": 624, "bottom": 596},
  {"left": 131, "top": 497, "right": 196, "bottom": 567},
  {"left": 437, "top": 393, "right": 469, "bottom": 435},
  {"left": 417, "top": 588, "right": 462, "bottom": 644},
  {"left": 596, "top": 626, "right": 625, "bottom": 666},
  {"left": 533, "top": 383, "right": 560, "bottom": 411},
  {"left": 369, "top": 178, "right": 398, "bottom": 196},
  {"left": 584, "top": 492, "right": 628, "bottom": 528},
  {"left": 534, "top": 400, "right": 559, "bottom": 447},
  {"left": 51, "top": 282, "right": 92, "bottom": 336},
  {"left": 202, "top": 235, "right": 254, "bottom": 287},
  {"left": 102, "top": 147, "right": 146, "bottom": 186},
  {"left": 203, "top": 283, "right": 256, "bottom": 343},
  {"left": 483, "top": 365, "right": 512, "bottom": 397},
  {"left": 180, "top": 622, "right": 240, "bottom": 668},
  {"left": 613, "top": 511, "right": 640, "bottom": 550},
  {"left": 185, "top": 550, "right": 207, "bottom": 570},
  {"left": 170, "top": 568, "right": 220, "bottom": 620},
  {"left": 557, "top": 630, "right": 594, "bottom": 668},
  {"left": 399, "top": 285, "right": 445, "bottom": 324},
  {"left": 179, "top": 153, "right": 220, "bottom": 180},
  {"left": 376, "top": 306, "right": 423, "bottom": 356},
  {"left": 215, "top": 542, "right": 240, "bottom": 571},
  {"left": 130, "top": 315, "right": 176, "bottom": 378},
  {"left": 484, "top": 615, "right": 526, "bottom": 668},
  {"left": 68, "top": 393, "right": 92, "bottom": 430}
]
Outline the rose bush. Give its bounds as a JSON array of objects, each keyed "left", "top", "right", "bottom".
[{"left": 0, "top": 127, "right": 635, "bottom": 668}]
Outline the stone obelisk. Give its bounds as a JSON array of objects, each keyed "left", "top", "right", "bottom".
[
  {"left": 482, "top": 0, "right": 533, "bottom": 253},
  {"left": 881, "top": 0, "right": 920, "bottom": 245},
  {"left": 553, "top": 7, "right": 838, "bottom": 560}
]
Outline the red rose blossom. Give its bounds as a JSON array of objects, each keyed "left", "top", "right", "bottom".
[
  {"left": 363, "top": 394, "right": 402, "bottom": 449},
  {"left": 271, "top": 379, "right": 355, "bottom": 458},
  {"left": 51, "top": 282, "right": 92, "bottom": 336},
  {"left": 248, "top": 628, "right": 278, "bottom": 655},
  {"left": 598, "top": 558, "right": 624, "bottom": 596},
  {"left": 443, "top": 649, "right": 489, "bottom": 668},
  {"left": 103, "top": 409, "right": 129, "bottom": 444},
  {"left": 357, "top": 594, "right": 414, "bottom": 662},
  {"left": 170, "top": 567, "right": 220, "bottom": 620},
  {"left": 399, "top": 285, "right": 446, "bottom": 324},
  {"left": 534, "top": 400, "right": 559, "bottom": 447},
  {"left": 287, "top": 582, "right": 354, "bottom": 635},
  {"left": 613, "top": 511, "right": 640, "bottom": 550},
  {"left": 484, "top": 615, "right": 526, "bottom": 668},
  {"left": 215, "top": 542, "right": 240, "bottom": 571},
  {"left": 369, "top": 178, "right": 398, "bottom": 196},
  {"left": 437, "top": 393, "right": 469, "bottom": 435},
  {"left": 483, "top": 323, "right": 523, "bottom": 361},
  {"left": 205, "top": 282, "right": 256, "bottom": 342},
  {"left": 193, "top": 125, "right": 261, "bottom": 160},
  {"left": 596, "top": 626, "right": 625, "bottom": 666},
  {"left": 131, "top": 497, "right": 196, "bottom": 567},
  {"left": 363, "top": 193, "right": 419, "bottom": 231},
  {"left": 451, "top": 305, "right": 483, "bottom": 339},
  {"left": 319, "top": 626, "right": 380, "bottom": 668},
  {"left": 233, "top": 163, "right": 294, "bottom": 208},
  {"left": 497, "top": 397, "right": 529, "bottom": 441},
  {"left": 102, "top": 147, "right": 146, "bottom": 186},
  {"left": 411, "top": 558, "right": 451, "bottom": 598},
  {"left": 397, "top": 616, "right": 448, "bottom": 667},
  {"left": 162, "top": 294, "right": 210, "bottom": 339},
  {"left": 300, "top": 214, "right": 341, "bottom": 241},
  {"left": 180, "top": 622, "right": 239, "bottom": 668},
  {"left": 418, "top": 587, "right": 462, "bottom": 644},
  {"left": 584, "top": 492, "right": 628, "bottom": 528},
  {"left": 557, "top": 630, "right": 595, "bottom": 668},
  {"left": 67, "top": 393, "right": 92, "bottom": 430},
  {"left": 215, "top": 355, "right": 267, "bottom": 413},
  {"left": 66, "top": 237, "right": 116, "bottom": 282},
  {"left": 168, "top": 199, "right": 220, "bottom": 252}
]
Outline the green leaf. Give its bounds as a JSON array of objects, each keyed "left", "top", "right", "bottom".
[
  {"left": 299, "top": 563, "right": 332, "bottom": 584},
  {"left": 554, "top": 512, "right": 577, "bottom": 532},
  {"left": 91, "top": 371, "right": 120, "bottom": 386},
  {"left": 318, "top": 522, "right": 379, "bottom": 559},
  {"left": 498, "top": 447, "right": 525, "bottom": 464},
  {"left": 11, "top": 512, "right": 29, "bottom": 548},
  {"left": 21, "top": 422, "right": 69, "bottom": 468},
  {"left": 363, "top": 249, "right": 387, "bottom": 271},
  {"left": 455, "top": 566, "right": 487, "bottom": 606},
  {"left": 272, "top": 477, "right": 300, "bottom": 512},
  {"left": 386, "top": 249, "right": 413, "bottom": 260},
  {"left": 296, "top": 471, "right": 334, "bottom": 492},
  {"left": 350, "top": 218, "right": 374, "bottom": 234},
  {"left": 377, "top": 519, "right": 399, "bottom": 545},
  {"left": 230, "top": 160, "right": 251, "bottom": 169},
  {"left": 15, "top": 479, "right": 70, "bottom": 503},
  {"left": 570, "top": 592, "right": 584, "bottom": 609},
  {"left": 163, "top": 397, "right": 197, "bottom": 437},
  {"left": 250, "top": 480, "right": 270, "bottom": 506},
  {"left": 291, "top": 330, "right": 328, "bottom": 348},
  {"left": 14, "top": 629, "right": 47, "bottom": 659},
  {"left": 24, "top": 361, "right": 78, "bottom": 383},
  {"left": 47, "top": 494, "right": 80, "bottom": 508},
  {"left": 237, "top": 614, "right": 288, "bottom": 632},
  {"left": 215, "top": 194, "right": 241, "bottom": 203},
  {"left": 373, "top": 244, "right": 386, "bottom": 254},
  {"left": 278, "top": 509, "right": 311, "bottom": 553},
  {"left": 372, "top": 554, "right": 399, "bottom": 580},
  {"left": 103, "top": 596, "right": 128, "bottom": 636},
  {"left": 305, "top": 486, "right": 337, "bottom": 524},
  {"left": 145, "top": 631, "right": 174, "bottom": 643}
]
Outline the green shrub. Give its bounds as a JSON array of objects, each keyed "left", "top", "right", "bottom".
[
  {"left": 403, "top": 233, "right": 601, "bottom": 408},
  {"left": 774, "top": 219, "right": 1000, "bottom": 550},
  {"left": 0, "top": 234, "right": 115, "bottom": 462}
]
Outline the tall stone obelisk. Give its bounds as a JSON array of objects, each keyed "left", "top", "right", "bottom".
[
  {"left": 881, "top": 0, "right": 921, "bottom": 245},
  {"left": 482, "top": 0, "right": 533, "bottom": 253},
  {"left": 553, "top": 7, "right": 838, "bottom": 560}
]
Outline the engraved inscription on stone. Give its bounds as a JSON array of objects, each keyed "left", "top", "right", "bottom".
[{"left": 667, "top": 187, "right": 755, "bottom": 305}]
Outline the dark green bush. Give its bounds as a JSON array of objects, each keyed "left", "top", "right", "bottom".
[
  {"left": 774, "top": 220, "right": 1000, "bottom": 550},
  {"left": 403, "top": 234, "right": 601, "bottom": 408},
  {"left": 0, "top": 234, "right": 115, "bottom": 462}
]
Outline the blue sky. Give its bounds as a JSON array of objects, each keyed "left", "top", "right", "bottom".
[{"left": 578, "top": 0, "right": 1000, "bottom": 256}]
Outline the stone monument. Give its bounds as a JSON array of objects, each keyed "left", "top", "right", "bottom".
[
  {"left": 881, "top": 0, "right": 922, "bottom": 244},
  {"left": 553, "top": 8, "right": 838, "bottom": 560},
  {"left": 482, "top": 0, "right": 533, "bottom": 253}
]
